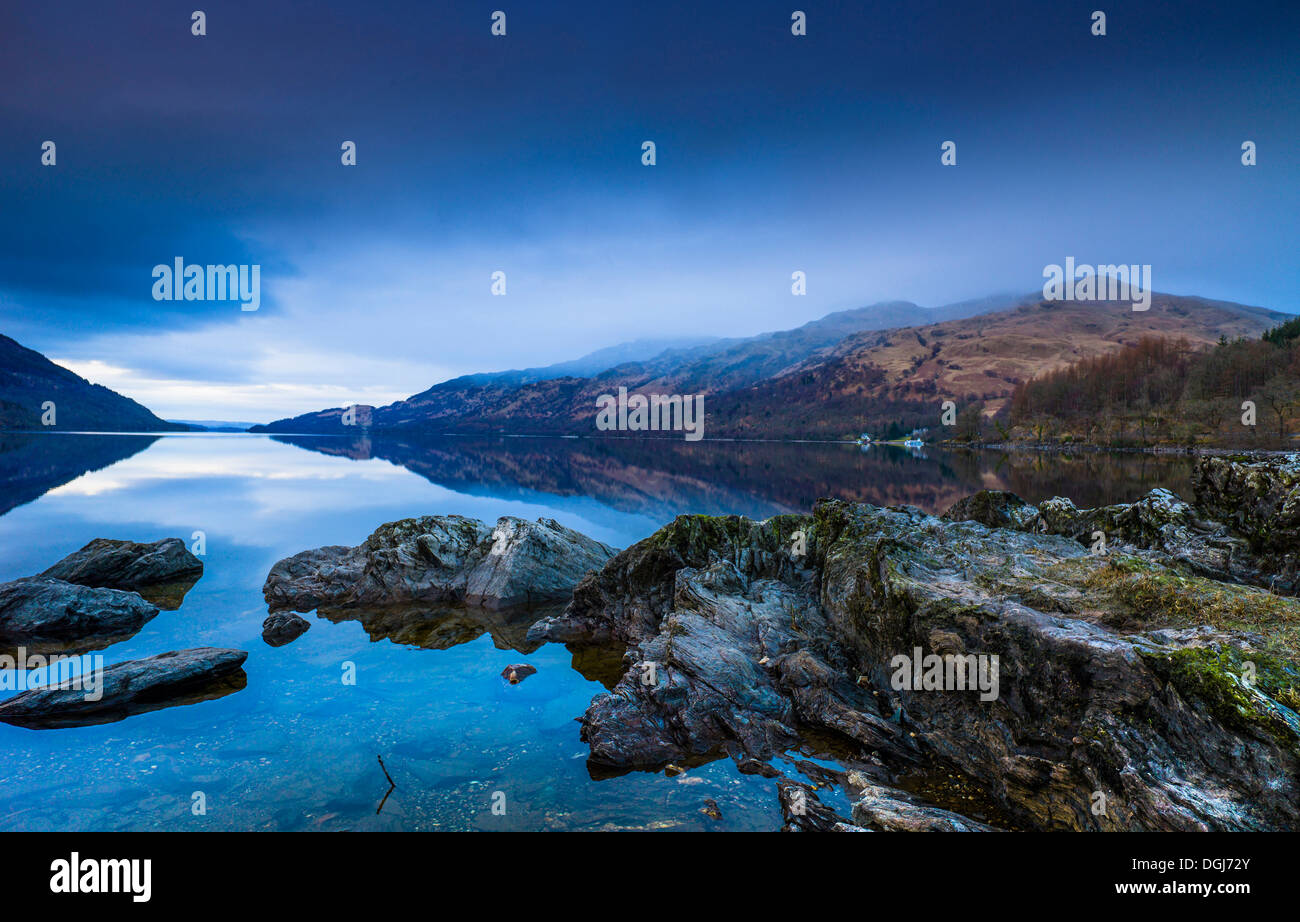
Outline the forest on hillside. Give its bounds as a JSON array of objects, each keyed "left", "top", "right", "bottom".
[{"left": 962, "top": 318, "right": 1300, "bottom": 448}]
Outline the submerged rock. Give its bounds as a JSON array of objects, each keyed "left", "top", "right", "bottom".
[
  {"left": 39, "top": 537, "right": 203, "bottom": 609},
  {"left": 536, "top": 494, "right": 1300, "bottom": 831},
  {"left": 0, "top": 647, "right": 248, "bottom": 729},
  {"left": 264, "top": 515, "right": 617, "bottom": 613},
  {"left": 262, "top": 611, "right": 310, "bottom": 647},
  {"left": 736, "top": 757, "right": 782, "bottom": 778},
  {"left": 0, "top": 577, "right": 159, "bottom": 656},
  {"left": 501, "top": 663, "right": 537, "bottom": 684}
]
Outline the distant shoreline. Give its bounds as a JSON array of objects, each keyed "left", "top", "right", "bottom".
[
  {"left": 6, "top": 427, "right": 1297, "bottom": 459},
  {"left": 945, "top": 440, "right": 1297, "bottom": 459}
]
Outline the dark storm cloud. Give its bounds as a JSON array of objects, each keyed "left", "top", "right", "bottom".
[{"left": 0, "top": 0, "right": 1296, "bottom": 373}]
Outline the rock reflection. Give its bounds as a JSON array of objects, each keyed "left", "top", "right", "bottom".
[
  {"left": 0, "top": 669, "right": 247, "bottom": 730},
  {"left": 315, "top": 601, "right": 553, "bottom": 653},
  {"left": 311, "top": 600, "right": 625, "bottom": 688}
]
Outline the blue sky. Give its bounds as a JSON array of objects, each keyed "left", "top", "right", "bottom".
[{"left": 1, "top": 0, "right": 1297, "bottom": 420}]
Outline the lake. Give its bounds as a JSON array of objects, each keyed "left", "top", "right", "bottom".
[{"left": 0, "top": 432, "right": 1195, "bottom": 830}]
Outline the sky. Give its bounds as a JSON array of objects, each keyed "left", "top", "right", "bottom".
[{"left": 1, "top": 0, "right": 1297, "bottom": 422}]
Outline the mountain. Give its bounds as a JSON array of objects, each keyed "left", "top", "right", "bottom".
[
  {"left": 701, "top": 293, "right": 1291, "bottom": 439},
  {"left": 252, "top": 291, "right": 1289, "bottom": 440},
  {"left": 252, "top": 295, "right": 1021, "bottom": 434},
  {"left": 808, "top": 293, "right": 1286, "bottom": 415},
  {"left": 0, "top": 334, "right": 186, "bottom": 432},
  {"left": 442, "top": 336, "right": 723, "bottom": 389}
]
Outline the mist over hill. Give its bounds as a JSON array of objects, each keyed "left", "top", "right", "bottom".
[
  {"left": 252, "top": 291, "right": 1288, "bottom": 440},
  {"left": 252, "top": 294, "right": 1023, "bottom": 434}
]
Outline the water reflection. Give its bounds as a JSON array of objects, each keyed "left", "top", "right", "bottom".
[
  {"left": 0, "top": 432, "right": 158, "bottom": 516},
  {"left": 0, "top": 432, "right": 1200, "bottom": 830},
  {"left": 273, "top": 432, "right": 1196, "bottom": 517},
  {"left": 310, "top": 600, "right": 624, "bottom": 688},
  {"left": 132, "top": 575, "right": 203, "bottom": 611},
  {"left": 315, "top": 601, "right": 547, "bottom": 653}
]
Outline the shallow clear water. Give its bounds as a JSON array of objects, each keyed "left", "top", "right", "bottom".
[{"left": 0, "top": 432, "right": 1194, "bottom": 830}]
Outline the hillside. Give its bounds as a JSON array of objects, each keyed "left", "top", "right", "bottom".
[
  {"left": 252, "top": 292, "right": 1288, "bottom": 440},
  {"left": 811, "top": 293, "right": 1284, "bottom": 416},
  {"left": 1000, "top": 318, "right": 1300, "bottom": 448},
  {"left": 443, "top": 335, "right": 722, "bottom": 389},
  {"left": 0, "top": 334, "right": 186, "bottom": 432},
  {"left": 702, "top": 293, "right": 1289, "bottom": 439},
  {"left": 253, "top": 295, "right": 1022, "bottom": 434}
]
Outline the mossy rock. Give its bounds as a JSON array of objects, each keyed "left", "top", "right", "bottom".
[{"left": 1140, "top": 644, "right": 1300, "bottom": 754}]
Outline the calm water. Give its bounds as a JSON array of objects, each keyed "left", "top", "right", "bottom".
[{"left": 0, "top": 432, "right": 1195, "bottom": 830}]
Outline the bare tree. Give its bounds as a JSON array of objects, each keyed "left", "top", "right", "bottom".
[{"left": 1259, "top": 379, "right": 1299, "bottom": 442}]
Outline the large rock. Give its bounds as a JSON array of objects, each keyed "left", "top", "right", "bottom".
[
  {"left": 529, "top": 513, "right": 922, "bottom": 775},
  {"left": 0, "top": 647, "right": 248, "bottom": 729},
  {"left": 0, "top": 578, "right": 159, "bottom": 655},
  {"left": 464, "top": 517, "right": 617, "bottom": 609},
  {"left": 533, "top": 500, "right": 1300, "bottom": 831},
  {"left": 39, "top": 537, "right": 203, "bottom": 609},
  {"left": 1194, "top": 453, "right": 1300, "bottom": 538},
  {"left": 1193, "top": 454, "right": 1300, "bottom": 591},
  {"left": 941, "top": 490, "right": 1038, "bottom": 530},
  {"left": 264, "top": 515, "right": 617, "bottom": 613},
  {"left": 944, "top": 467, "right": 1295, "bottom": 593}
]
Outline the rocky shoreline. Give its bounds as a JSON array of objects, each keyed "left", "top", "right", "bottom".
[
  {"left": 259, "top": 452, "right": 1298, "bottom": 830},
  {"left": 523, "top": 452, "right": 1299, "bottom": 830},
  {"left": 958, "top": 440, "right": 1298, "bottom": 459},
  {"left": 3, "top": 453, "right": 1295, "bottom": 830}
]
